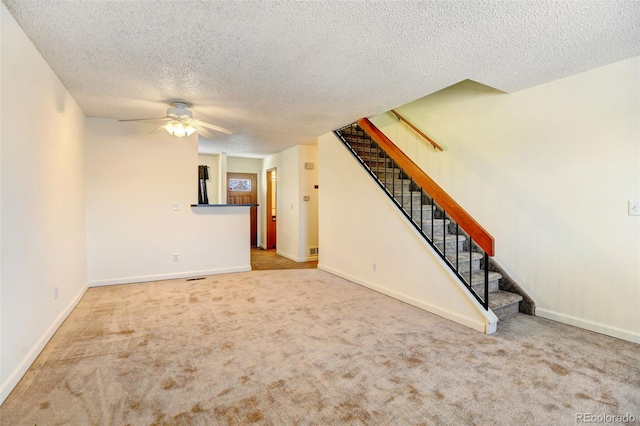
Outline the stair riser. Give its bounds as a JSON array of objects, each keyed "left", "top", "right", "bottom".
[
  {"left": 434, "top": 241, "right": 465, "bottom": 253},
  {"left": 449, "top": 259, "right": 481, "bottom": 272},
  {"left": 492, "top": 302, "right": 520, "bottom": 319},
  {"left": 401, "top": 199, "right": 428, "bottom": 209},
  {"left": 407, "top": 211, "right": 435, "bottom": 221},
  {"left": 421, "top": 227, "right": 450, "bottom": 237},
  {"left": 340, "top": 132, "right": 367, "bottom": 139},
  {"left": 353, "top": 145, "right": 381, "bottom": 152},
  {"left": 342, "top": 134, "right": 368, "bottom": 140},
  {"left": 365, "top": 164, "right": 392, "bottom": 174},
  {"left": 376, "top": 174, "right": 403, "bottom": 183},
  {"left": 388, "top": 178, "right": 413, "bottom": 184},
  {"left": 390, "top": 189, "right": 417, "bottom": 197},
  {"left": 421, "top": 220, "right": 452, "bottom": 233},
  {"left": 362, "top": 156, "right": 390, "bottom": 163},
  {"left": 345, "top": 142, "right": 374, "bottom": 151},
  {"left": 396, "top": 193, "right": 423, "bottom": 200},
  {"left": 387, "top": 183, "right": 413, "bottom": 191},
  {"left": 364, "top": 160, "right": 392, "bottom": 168},
  {"left": 471, "top": 279, "right": 500, "bottom": 294},
  {"left": 359, "top": 154, "right": 388, "bottom": 162}
]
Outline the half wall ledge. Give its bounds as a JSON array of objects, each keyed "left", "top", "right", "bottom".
[{"left": 190, "top": 204, "right": 259, "bottom": 207}]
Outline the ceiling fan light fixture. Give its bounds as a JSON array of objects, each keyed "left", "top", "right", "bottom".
[
  {"left": 120, "top": 101, "right": 231, "bottom": 139},
  {"left": 163, "top": 120, "right": 196, "bottom": 138}
]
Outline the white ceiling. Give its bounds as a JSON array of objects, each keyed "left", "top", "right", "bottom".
[{"left": 4, "top": 1, "right": 640, "bottom": 158}]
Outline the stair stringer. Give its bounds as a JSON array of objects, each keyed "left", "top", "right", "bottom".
[{"left": 318, "top": 132, "right": 498, "bottom": 334}]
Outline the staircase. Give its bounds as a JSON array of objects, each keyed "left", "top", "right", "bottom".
[{"left": 336, "top": 123, "right": 523, "bottom": 319}]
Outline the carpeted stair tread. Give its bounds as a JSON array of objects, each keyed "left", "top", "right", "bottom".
[
  {"left": 445, "top": 251, "right": 483, "bottom": 263},
  {"left": 468, "top": 270, "right": 502, "bottom": 285},
  {"left": 389, "top": 179, "right": 414, "bottom": 185},
  {"left": 432, "top": 234, "right": 466, "bottom": 243},
  {"left": 421, "top": 218, "right": 451, "bottom": 227},
  {"left": 489, "top": 290, "right": 523, "bottom": 317}
]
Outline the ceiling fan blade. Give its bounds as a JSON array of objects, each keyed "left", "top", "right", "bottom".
[
  {"left": 191, "top": 123, "right": 217, "bottom": 140},
  {"left": 150, "top": 124, "right": 166, "bottom": 134},
  {"left": 194, "top": 119, "right": 232, "bottom": 135},
  {"left": 118, "top": 117, "right": 169, "bottom": 123}
]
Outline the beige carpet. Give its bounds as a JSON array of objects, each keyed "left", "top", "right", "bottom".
[{"left": 1, "top": 269, "right": 638, "bottom": 425}]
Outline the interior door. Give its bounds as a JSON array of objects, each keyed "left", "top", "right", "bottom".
[{"left": 227, "top": 172, "right": 258, "bottom": 246}]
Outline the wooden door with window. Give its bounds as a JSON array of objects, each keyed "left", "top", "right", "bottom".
[{"left": 227, "top": 172, "right": 257, "bottom": 246}]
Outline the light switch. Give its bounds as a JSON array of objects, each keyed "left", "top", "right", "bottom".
[
  {"left": 629, "top": 200, "right": 640, "bottom": 216},
  {"left": 303, "top": 196, "right": 310, "bottom": 201}
]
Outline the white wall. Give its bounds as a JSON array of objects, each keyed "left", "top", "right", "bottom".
[
  {"left": 259, "top": 145, "right": 319, "bottom": 261},
  {"left": 86, "top": 119, "right": 251, "bottom": 286},
  {"left": 228, "top": 156, "right": 262, "bottom": 175},
  {"left": 318, "top": 133, "right": 493, "bottom": 333},
  {"left": 262, "top": 148, "right": 298, "bottom": 259},
  {"left": 297, "top": 145, "right": 319, "bottom": 259},
  {"left": 371, "top": 57, "right": 640, "bottom": 343},
  {"left": 1, "top": 3, "right": 88, "bottom": 403}
]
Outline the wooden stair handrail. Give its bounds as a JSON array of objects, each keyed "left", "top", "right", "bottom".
[
  {"left": 390, "top": 109, "right": 444, "bottom": 152},
  {"left": 357, "top": 118, "right": 494, "bottom": 256}
]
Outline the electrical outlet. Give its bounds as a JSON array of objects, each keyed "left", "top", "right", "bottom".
[
  {"left": 373, "top": 263, "right": 377, "bottom": 272},
  {"left": 629, "top": 200, "right": 640, "bottom": 216},
  {"left": 173, "top": 202, "right": 180, "bottom": 211},
  {"left": 173, "top": 253, "right": 179, "bottom": 262},
  {"left": 54, "top": 287, "right": 58, "bottom": 300}
]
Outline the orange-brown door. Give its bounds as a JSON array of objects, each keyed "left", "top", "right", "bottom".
[
  {"left": 227, "top": 172, "right": 257, "bottom": 246},
  {"left": 266, "top": 168, "right": 277, "bottom": 249}
]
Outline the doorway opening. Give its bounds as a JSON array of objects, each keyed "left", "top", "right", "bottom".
[
  {"left": 227, "top": 172, "right": 258, "bottom": 246},
  {"left": 266, "top": 168, "right": 277, "bottom": 249}
]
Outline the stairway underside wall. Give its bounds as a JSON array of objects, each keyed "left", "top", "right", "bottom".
[{"left": 318, "top": 132, "right": 496, "bottom": 333}]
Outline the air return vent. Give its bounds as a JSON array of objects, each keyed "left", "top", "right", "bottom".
[{"left": 309, "top": 247, "right": 319, "bottom": 256}]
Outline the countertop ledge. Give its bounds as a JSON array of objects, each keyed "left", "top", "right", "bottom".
[{"left": 191, "top": 204, "right": 259, "bottom": 207}]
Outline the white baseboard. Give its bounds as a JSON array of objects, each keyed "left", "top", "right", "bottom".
[
  {"left": 88, "top": 266, "right": 251, "bottom": 287},
  {"left": 275, "top": 248, "right": 318, "bottom": 263},
  {"left": 275, "top": 249, "right": 298, "bottom": 262},
  {"left": 317, "top": 263, "right": 491, "bottom": 334},
  {"left": 0, "top": 283, "right": 88, "bottom": 405},
  {"left": 536, "top": 308, "right": 640, "bottom": 344}
]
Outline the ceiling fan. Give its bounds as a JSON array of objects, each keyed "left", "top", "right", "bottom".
[{"left": 118, "top": 102, "right": 232, "bottom": 139}]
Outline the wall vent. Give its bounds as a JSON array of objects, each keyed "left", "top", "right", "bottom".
[{"left": 309, "top": 247, "right": 319, "bottom": 256}]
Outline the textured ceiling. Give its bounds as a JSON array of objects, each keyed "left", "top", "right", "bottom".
[{"left": 4, "top": 1, "right": 640, "bottom": 158}]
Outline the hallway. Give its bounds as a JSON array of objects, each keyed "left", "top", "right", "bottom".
[{"left": 250, "top": 248, "right": 318, "bottom": 270}]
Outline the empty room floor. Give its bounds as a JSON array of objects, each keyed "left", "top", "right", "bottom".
[{"left": 0, "top": 269, "right": 638, "bottom": 425}]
